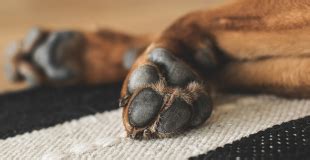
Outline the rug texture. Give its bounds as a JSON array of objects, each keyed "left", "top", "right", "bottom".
[{"left": 0, "top": 83, "right": 310, "bottom": 159}]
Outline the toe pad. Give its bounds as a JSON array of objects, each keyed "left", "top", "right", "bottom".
[{"left": 128, "top": 88, "right": 163, "bottom": 127}]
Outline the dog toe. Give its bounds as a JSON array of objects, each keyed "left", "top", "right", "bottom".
[
  {"left": 148, "top": 48, "right": 197, "bottom": 86},
  {"left": 157, "top": 98, "right": 192, "bottom": 134},
  {"left": 128, "top": 88, "right": 164, "bottom": 127},
  {"left": 122, "top": 48, "right": 213, "bottom": 139},
  {"left": 127, "top": 64, "right": 160, "bottom": 93}
]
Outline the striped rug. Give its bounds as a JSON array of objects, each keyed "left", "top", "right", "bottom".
[{"left": 1, "top": 83, "right": 309, "bottom": 159}]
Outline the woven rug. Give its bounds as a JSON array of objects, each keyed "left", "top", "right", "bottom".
[{"left": 0, "top": 84, "right": 309, "bottom": 159}]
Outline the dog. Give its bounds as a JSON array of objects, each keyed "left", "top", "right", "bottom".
[{"left": 5, "top": 0, "right": 310, "bottom": 139}]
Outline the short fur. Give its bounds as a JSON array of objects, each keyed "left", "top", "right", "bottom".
[{"left": 6, "top": 0, "right": 310, "bottom": 138}]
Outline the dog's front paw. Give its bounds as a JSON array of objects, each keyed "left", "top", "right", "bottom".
[
  {"left": 121, "top": 48, "right": 213, "bottom": 139},
  {"left": 4, "top": 27, "right": 85, "bottom": 86}
]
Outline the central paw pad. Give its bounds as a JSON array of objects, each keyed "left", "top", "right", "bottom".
[{"left": 122, "top": 48, "right": 213, "bottom": 139}]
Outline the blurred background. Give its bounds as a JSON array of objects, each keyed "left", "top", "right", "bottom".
[{"left": 0, "top": 0, "right": 229, "bottom": 92}]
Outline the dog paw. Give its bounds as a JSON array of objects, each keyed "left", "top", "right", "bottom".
[
  {"left": 4, "top": 27, "right": 85, "bottom": 85},
  {"left": 121, "top": 48, "right": 213, "bottom": 139}
]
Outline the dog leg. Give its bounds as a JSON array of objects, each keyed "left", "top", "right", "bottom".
[
  {"left": 120, "top": 11, "right": 219, "bottom": 139},
  {"left": 4, "top": 27, "right": 151, "bottom": 86},
  {"left": 215, "top": 57, "right": 310, "bottom": 98},
  {"left": 121, "top": 0, "right": 310, "bottom": 138}
]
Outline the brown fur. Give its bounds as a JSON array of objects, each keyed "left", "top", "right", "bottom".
[
  {"left": 8, "top": 0, "right": 310, "bottom": 95},
  {"left": 6, "top": 28, "right": 151, "bottom": 85},
  {"left": 64, "top": 29, "right": 151, "bottom": 84},
  {"left": 7, "top": 0, "right": 310, "bottom": 138},
  {"left": 120, "top": 0, "right": 310, "bottom": 98},
  {"left": 8, "top": 0, "right": 310, "bottom": 96}
]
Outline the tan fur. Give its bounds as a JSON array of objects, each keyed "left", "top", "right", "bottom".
[
  {"left": 8, "top": 0, "right": 310, "bottom": 95},
  {"left": 121, "top": 0, "right": 310, "bottom": 98},
  {"left": 120, "top": 0, "right": 310, "bottom": 137},
  {"left": 7, "top": 0, "right": 310, "bottom": 139}
]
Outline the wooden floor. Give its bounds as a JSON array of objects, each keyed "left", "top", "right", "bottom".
[{"left": 0, "top": 0, "right": 228, "bottom": 92}]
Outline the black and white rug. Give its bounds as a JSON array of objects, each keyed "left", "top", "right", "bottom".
[{"left": 0, "top": 83, "right": 309, "bottom": 159}]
